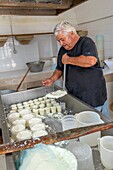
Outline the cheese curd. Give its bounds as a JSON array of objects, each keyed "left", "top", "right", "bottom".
[
  {"left": 16, "top": 130, "right": 32, "bottom": 141},
  {"left": 28, "top": 117, "right": 42, "bottom": 128},
  {"left": 12, "top": 118, "right": 26, "bottom": 126},
  {"left": 32, "top": 130, "right": 48, "bottom": 138},
  {"left": 46, "top": 90, "right": 67, "bottom": 99},
  {"left": 7, "top": 112, "right": 20, "bottom": 125},
  {"left": 19, "top": 144, "right": 77, "bottom": 170},
  {"left": 11, "top": 124, "right": 25, "bottom": 135},
  {"left": 30, "top": 123, "right": 45, "bottom": 132}
]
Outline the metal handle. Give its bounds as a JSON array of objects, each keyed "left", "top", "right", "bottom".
[
  {"left": 63, "top": 64, "right": 66, "bottom": 90},
  {"left": 16, "top": 66, "right": 31, "bottom": 91}
]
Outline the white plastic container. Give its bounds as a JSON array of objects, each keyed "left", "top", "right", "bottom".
[
  {"left": 98, "top": 136, "right": 113, "bottom": 170},
  {"left": 75, "top": 111, "right": 103, "bottom": 146},
  {"left": 62, "top": 115, "right": 77, "bottom": 131},
  {"left": 44, "top": 107, "right": 50, "bottom": 115},
  {"left": 50, "top": 106, "right": 57, "bottom": 113},
  {"left": 66, "top": 141, "right": 94, "bottom": 170}
]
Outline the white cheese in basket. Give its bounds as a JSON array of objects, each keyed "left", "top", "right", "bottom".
[
  {"left": 19, "top": 144, "right": 77, "bottom": 170},
  {"left": 46, "top": 90, "right": 67, "bottom": 99}
]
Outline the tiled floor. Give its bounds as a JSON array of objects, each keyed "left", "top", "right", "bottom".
[
  {"left": 0, "top": 155, "right": 7, "bottom": 170},
  {"left": 109, "top": 104, "right": 113, "bottom": 119}
]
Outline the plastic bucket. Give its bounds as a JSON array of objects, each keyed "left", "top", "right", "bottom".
[
  {"left": 98, "top": 136, "right": 113, "bottom": 170},
  {"left": 61, "top": 115, "right": 77, "bottom": 131},
  {"left": 66, "top": 141, "right": 94, "bottom": 170},
  {"left": 75, "top": 111, "right": 103, "bottom": 146}
]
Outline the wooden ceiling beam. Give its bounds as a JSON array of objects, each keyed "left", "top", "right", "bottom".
[
  {"left": 0, "top": 8, "right": 57, "bottom": 15},
  {"left": 56, "top": 0, "right": 87, "bottom": 15},
  {"left": 0, "top": 0, "right": 73, "bottom": 9},
  {"left": 72, "top": 0, "right": 88, "bottom": 6},
  {"left": 0, "top": 0, "right": 87, "bottom": 16},
  {"left": 0, "top": 32, "right": 53, "bottom": 37}
]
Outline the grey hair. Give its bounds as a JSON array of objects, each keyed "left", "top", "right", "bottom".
[{"left": 54, "top": 21, "right": 77, "bottom": 36}]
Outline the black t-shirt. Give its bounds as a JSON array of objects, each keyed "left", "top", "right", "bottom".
[{"left": 56, "top": 36, "right": 107, "bottom": 107}]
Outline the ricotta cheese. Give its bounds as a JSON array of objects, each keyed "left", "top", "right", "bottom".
[
  {"left": 19, "top": 144, "right": 77, "bottom": 170},
  {"left": 46, "top": 90, "right": 67, "bottom": 99}
]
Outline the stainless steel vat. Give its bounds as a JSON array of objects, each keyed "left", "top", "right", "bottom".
[{"left": 0, "top": 86, "right": 113, "bottom": 170}]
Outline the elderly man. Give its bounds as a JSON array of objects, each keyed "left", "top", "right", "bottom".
[{"left": 42, "top": 21, "right": 110, "bottom": 117}]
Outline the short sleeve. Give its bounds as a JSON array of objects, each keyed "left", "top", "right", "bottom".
[
  {"left": 56, "top": 47, "right": 66, "bottom": 71},
  {"left": 81, "top": 37, "right": 98, "bottom": 58}
]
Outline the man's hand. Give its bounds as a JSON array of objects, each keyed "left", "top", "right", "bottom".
[
  {"left": 62, "top": 53, "right": 69, "bottom": 64},
  {"left": 42, "top": 70, "right": 63, "bottom": 87},
  {"left": 42, "top": 78, "right": 54, "bottom": 87}
]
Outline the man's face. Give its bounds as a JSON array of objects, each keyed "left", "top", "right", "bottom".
[{"left": 56, "top": 33, "right": 74, "bottom": 50}]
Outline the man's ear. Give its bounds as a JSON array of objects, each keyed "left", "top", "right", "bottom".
[{"left": 70, "top": 31, "right": 74, "bottom": 36}]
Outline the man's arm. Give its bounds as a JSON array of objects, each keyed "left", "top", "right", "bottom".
[
  {"left": 62, "top": 53, "right": 97, "bottom": 67},
  {"left": 50, "top": 69, "right": 63, "bottom": 82}
]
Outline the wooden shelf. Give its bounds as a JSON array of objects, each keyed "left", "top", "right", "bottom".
[{"left": 0, "top": 32, "right": 53, "bottom": 37}]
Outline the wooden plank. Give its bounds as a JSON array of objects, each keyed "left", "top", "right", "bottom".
[
  {"left": 0, "top": 122, "right": 113, "bottom": 154},
  {"left": 0, "top": 8, "right": 57, "bottom": 15}
]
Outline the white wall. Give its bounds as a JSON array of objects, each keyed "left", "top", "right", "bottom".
[
  {"left": 0, "top": 7, "right": 79, "bottom": 73},
  {"left": 75, "top": 0, "right": 113, "bottom": 24},
  {"left": 0, "top": 15, "right": 59, "bottom": 34},
  {"left": 0, "top": 37, "right": 40, "bottom": 71},
  {"left": 0, "top": 15, "right": 60, "bottom": 72},
  {"left": 59, "top": 7, "right": 78, "bottom": 27},
  {"left": 75, "top": 0, "right": 113, "bottom": 59}
]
